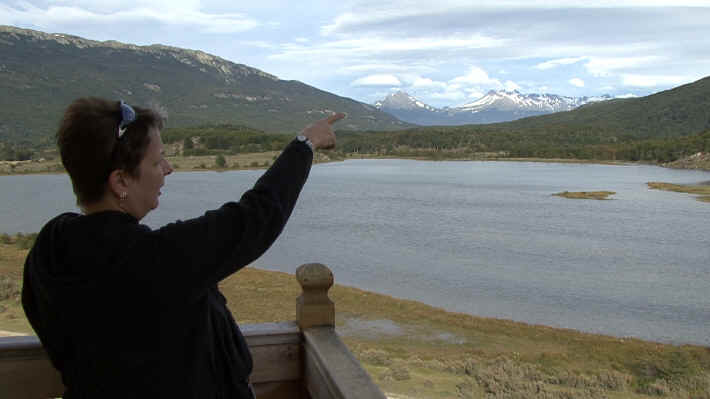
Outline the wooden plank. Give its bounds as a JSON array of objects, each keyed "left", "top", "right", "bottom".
[
  {"left": 0, "top": 324, "right": 304, "bottom": 397},
  {"left": 243, "top": 321, "right": 301, "bottom": 347},
  {"left": 303, "top": 327, "right": 386, "bottom": 399},
  {"left": 250, "top": 343, "right": 301, "bottom": 383},
  {"left": 0, "top": 336, "right": 46, "bottom": 360},
  {"left": 253, "top": 380, "right": 308, "bottom": 399},
  {"left": 0, "top": 359, "right": 65, "bottom": 398},
  {"left": 242, "top": 321, "right": 300, "bottom": 337}
]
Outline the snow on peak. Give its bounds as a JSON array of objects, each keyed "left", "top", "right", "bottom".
[
  {"left": 374, "top": 91, "right": 437, "bottom": 112},
  {"left": 373, "top": 90, "right": 613, "bottom": 125},
  {"left": 456, "top": 90, "right": 608, "bottom": 113}
]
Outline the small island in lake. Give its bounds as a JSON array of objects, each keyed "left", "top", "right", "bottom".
[{"left": 553, "top": 191, "right": 616, "bottom": 200}]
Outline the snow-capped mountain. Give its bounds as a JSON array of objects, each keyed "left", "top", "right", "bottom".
[
  {"left": 374, "top": 91, "right": 438, "bottom": 112},
  {"left": 375, "top": 90, "right": 612, "bottom": 125},
  {"left": 456, "top": 90, "right": 610, "bottom": 113}
]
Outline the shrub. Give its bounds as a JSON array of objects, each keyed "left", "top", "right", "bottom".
[
  {"left": 0, "top": 233, "right": 11, "bottom": 244},
  {"left": 391, "top": 364, "right": 410, "bottom": 381},
  {"left": 0, "top": 276, "right": 20, "bottom": 301},
  {"left": 15, "top": 233, "right": 37, "bottom": 249},
  {"left": 215, "top": 154, "right": 226, "bottom": 168},
  {"left": 183, "top": 137, "right": 194, "bottom": 151},
  {"left": 249, "top": 161, "right": 259, "bottom": 168}
]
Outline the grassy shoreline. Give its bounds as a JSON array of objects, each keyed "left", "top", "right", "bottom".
[
  {"left": 648, "top": 181, "right": 710, "bottom": 202},
  {"left": 0, "top": 152, "right": 699, "bottom": 176},
  {"left": 1, "top": 241, "right": 708, "bottom": 398}
]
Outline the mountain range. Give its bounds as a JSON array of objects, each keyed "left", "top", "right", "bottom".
[
  {"left": 0, "top": 25, "right": 409, "bottom": 146},
  {"left": 374, "top": 90, "right": 613, "bottom": 125}
]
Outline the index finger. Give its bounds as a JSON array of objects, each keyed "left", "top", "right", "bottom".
[{"left": 327, "top": 112, "right": 346, "bottom": 125}]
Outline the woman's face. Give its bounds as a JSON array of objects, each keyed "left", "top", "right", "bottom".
[{"left": 124, "top": 128, "right": 173, "bottom": 220}]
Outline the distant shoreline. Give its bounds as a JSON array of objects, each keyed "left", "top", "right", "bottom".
[{"left": 4, "top": 153, "right": 708, "bottom": 176}]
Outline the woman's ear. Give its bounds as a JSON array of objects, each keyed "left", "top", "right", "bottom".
[{"left": 107, "top": 169, "right": 129, "bottom": 199}]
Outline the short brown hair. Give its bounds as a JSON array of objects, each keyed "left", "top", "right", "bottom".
[{"left": 57, "top": 98, "right": 166, "bottom": 206}]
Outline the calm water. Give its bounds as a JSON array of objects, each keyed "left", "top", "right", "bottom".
[{"left": 2, "top": 160, "right": 709, "bottom": 345}]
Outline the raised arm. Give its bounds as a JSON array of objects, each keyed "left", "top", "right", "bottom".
[{"left": 150, "top": 114, "right": 344, "bottom": 302}]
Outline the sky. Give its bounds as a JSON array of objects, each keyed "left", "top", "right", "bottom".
[{"left": 2, "top": 0, "right": 710, "bottom": 107}]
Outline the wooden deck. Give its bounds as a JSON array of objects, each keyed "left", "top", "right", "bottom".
[{"left": 0, "top": 263, "right": 385, "bottom": 399}]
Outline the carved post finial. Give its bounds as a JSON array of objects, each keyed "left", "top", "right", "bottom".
[{"left": 296, "top": 263, "right": 334, "bottom": 329}]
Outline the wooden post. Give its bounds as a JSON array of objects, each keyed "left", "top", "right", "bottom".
[{"left": 296, "top": 263, "right": 334, "bottom": 329}]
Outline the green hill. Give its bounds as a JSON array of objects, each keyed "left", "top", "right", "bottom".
[
  {"left": 0, "top": 25, "right": 409, "bottom": 147},
  {"left": 334, "top": 77, "right": 710, "bottom": 164},
  {"left": 501, "top": 76, "right": 710, "bottom": 140}
]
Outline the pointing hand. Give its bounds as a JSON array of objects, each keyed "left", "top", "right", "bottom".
[{"left": 302, "top": 112, "right": 346, "bottom": 150}]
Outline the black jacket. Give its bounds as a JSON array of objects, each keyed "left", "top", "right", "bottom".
[{"left": 22, "top": 139, "right": 313, "bottom": 398}]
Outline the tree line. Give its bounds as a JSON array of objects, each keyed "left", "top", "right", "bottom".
[{"left": 3, "top": 123, "right": 708, "bottom": 164}]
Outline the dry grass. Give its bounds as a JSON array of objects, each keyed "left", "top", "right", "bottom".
[
  {"left": 553, "top": 191, "right": 616, "bottom": 200},
  {"left": 0, "top": 159, "right": 65, "bottom": 175},
  {"left": 0, "top": 151, "right": 340, "bottom": 175},
  {"left": 221, "top": 267, "right": 710, "bottom": 399},
  {"left": 166, "top": 152, "right": 280, "bottom": 171},
  {"left": 648, "top": 182, "right": 710, "bottom": 203},
  {"left": 1, "top": 244, "right": 709, "bottom": 398}
]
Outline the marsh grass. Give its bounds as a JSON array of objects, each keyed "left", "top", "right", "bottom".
[
  {"left": 1, "top": 244, "right": 708, "bottom": 398},
  {"left": 554, "top": 191, "right": 616, "bottom": 200},
  {"left": 648, "top": 182, "right": 710, "bottom": 203},
  {"left": 1, "top": 151, "right": 339, "bottom": 175}
]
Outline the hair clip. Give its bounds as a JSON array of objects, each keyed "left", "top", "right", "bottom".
[{"left": 117, "top": 100, "right": 136, "bottom": 138}]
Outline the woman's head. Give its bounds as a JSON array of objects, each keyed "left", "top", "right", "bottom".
[{"left": 57, "top": 97, "right": 172, "bottom": 219}]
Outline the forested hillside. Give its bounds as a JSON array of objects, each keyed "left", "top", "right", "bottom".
[{"left": 0, "top": 25, "right": 408, "bottom": 148}]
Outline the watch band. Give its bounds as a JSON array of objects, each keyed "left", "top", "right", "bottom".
[{"left": 296, "top": 134, "right": 314, "bottom": 152}]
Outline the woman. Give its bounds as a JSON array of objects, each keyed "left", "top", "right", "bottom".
[{"left": 22, "top": 98, "right": 344, "bottom": 398}]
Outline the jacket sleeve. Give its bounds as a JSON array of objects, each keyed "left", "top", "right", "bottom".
[{"left": 148, "top": 139, "right": 313, "bottom": 302}]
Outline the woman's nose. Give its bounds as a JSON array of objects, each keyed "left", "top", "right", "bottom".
[{"left": 163, "top": 159, "right": 173, "bottom": 175}]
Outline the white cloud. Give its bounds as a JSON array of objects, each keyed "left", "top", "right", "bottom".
[
  {"left": 410, "top": 77, "right": 448, "bottom": 89},
  {"left": 621, "top": 74, "right": 692, "bottom": 87},
  {"left": 569, "top": 78, "right": 585, "bottom": 87},
  {"left": 271, "top": 34, "right": 506, "bottom": 63},
  {"left": 240, "top": 40, "right": 275, "bottom": 49},
  {"left": 430, "top": 90, "right": 466, "bottom": 102},
  {"left": 450, "top": 66, "right": 501, "bottom": 86},
  {"left": 338, "top": 63, "right": 432, "bottom": 74},
  {"left": 535, "top": 56, "right": 587, "bottom": 70},
  {"left": 351, "top": 74, "right": 402, "bottom": 87},
  {"left": 465, "top": 88, "right": 485, "bottom": 99},
  {"left": 321, "top": 1, "right": 710, "bottom": 36},
  {"left": 584, "top": 56, "right": 663, "bottom": 77},
  {"left": 615, "top": 93, "right": 638, "bottom": 98},
  {"left": 504, "top": 80, "right": 521, "bottom": 91},
  {"left": 0, "top": 3, "right": 259, "bottom": 34}
]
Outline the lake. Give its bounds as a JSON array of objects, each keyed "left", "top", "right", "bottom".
[{"left": 1, "top": 160, "right": 709, "bottom": 345}]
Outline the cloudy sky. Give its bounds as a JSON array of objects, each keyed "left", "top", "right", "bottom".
[{"left": 2, "top": 1, "right": 709, "bottom": 107}]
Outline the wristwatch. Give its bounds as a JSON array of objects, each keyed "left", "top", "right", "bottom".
[{"left": 296, "top": 134, "right": 314, "bottom": 152}]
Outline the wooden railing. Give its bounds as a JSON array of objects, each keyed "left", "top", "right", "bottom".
[{"left": 0, "top": 263, "right": 386, "bottom": 399}]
